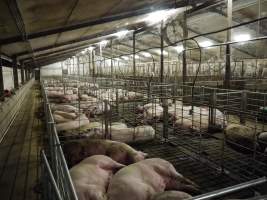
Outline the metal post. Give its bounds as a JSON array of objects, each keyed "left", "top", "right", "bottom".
[
  {"left": 240, "top": 91, "right": 247, "bottom": 124},
  {"left": 13, "top": 58, "right": 19, "bottom": 89},
  {"left": 133, "top": 32, "right": 136, "bottom": 77},
  {"left": 110, "top": 40, "right": 114, "bottom": 79},
  {"left": 92, "top": 50, "right": 96, "bottom": 79},
  {"left": 224, "top": 0, "right": 232, "bottom": 89},
  {"left": 241, "top": 60, "right": 244, "bottom": 79},
  {"left": 182, "top": 13, "right": 188, "bottom": 85},
  {"left": 21, "top": 65, "right": 25, "bottom": 84},
  {"left": 0, "top": 65, "right": 4, "bottom": 101},
  {"left": 163, "top": 99, "right": 169, "bottom": 139},
  {"left": 104, "top": 100, "right": 109, "bottom": 139},
  {"left": 209, "top": 90, "right": 216, "bottom": 130},
  {"left": 160, "top": 22, "right": 164, "bottom": 84}
]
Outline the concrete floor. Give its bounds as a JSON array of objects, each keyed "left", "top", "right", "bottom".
[{"left": 0, "top": 83, "right": 42, "bottom": 200}]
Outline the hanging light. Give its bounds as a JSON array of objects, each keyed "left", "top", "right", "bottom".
[
  {"left": 140, "top": 52, "right": 151, "bottom": 58},
  {"left": 87, "top": 46, "right": 95, "bottom": 51},
  {"left": 122, "top": 56, "right": 129, "bottom": 60},
  {"left": 174, "top": 45, "right": 184, "bottom": 53},
  {"left": 113, "top": 30, "right": 130, "bottom": 38},
  {"left": 143, "top": 9, "right": 177, "bottom": 24},
  {"left": 199, "top": 40, "right": 213, "bottom": 48},
  {"left": 99, "top": 40, "right": 109, "bottom": 46},
  {"left": 233, "top": 34, "right": 251, "bottom": 42},
  {"left": 154, "top": 49, "right": 168, "bottom": 55}
]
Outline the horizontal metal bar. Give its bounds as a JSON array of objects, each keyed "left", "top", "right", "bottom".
[{"left": 191, "top": 177, "right": 267, "bottom": 200}]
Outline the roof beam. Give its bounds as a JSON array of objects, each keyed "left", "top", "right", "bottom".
[{"left": 1, "top": 0, "right": 191, "bottom": 45}]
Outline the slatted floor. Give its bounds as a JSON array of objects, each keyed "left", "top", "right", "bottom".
[{"left": 0, "top": 84, "right": 42, "bottom": 200}]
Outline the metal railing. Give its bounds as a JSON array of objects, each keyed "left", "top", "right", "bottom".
[{"left": 41, "top": 83, "right": 78, "bottom": 200}]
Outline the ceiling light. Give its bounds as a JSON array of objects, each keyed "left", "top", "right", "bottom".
[
  {"left": 233, "top": 34, "right": 251, "bottom": 42},
  {"left": 155, "top": 49, "right": 168, "bottom": 55},
  {"left": 114, "top": 30, "right": 130, "bottom": 38},
  {"left": 174, "top": 45, "right": 184, "bottom": 53},
  {"left": 144, "top": 9, "right": 177, "bottom": 24},
  {"left": 140, "top": 52, "right": 151, "bottom": 58},
  {"left": 122, "top": 56, "right": 129, "bottom": 60},
  {"left": 134, "top": 55, "right": 140, "bottom": 59},
  {"left": 99, "top": 40, "right": 108, "bottom": 46},
  {"left": 199, "top": 41, "right": 213, "bottom": 48},
  {"left": 87, "top": 46, "right": 95, "bottom": 51}
]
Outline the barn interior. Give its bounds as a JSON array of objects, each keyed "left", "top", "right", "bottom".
[{"left": 0, "top": 0, "right": 267, "bottom": 200}]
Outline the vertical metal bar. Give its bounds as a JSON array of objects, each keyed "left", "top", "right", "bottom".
[
  {"left": 163, "top": 99, "right": 169, "bottom": 140},
  {"left": 0, "top": 65, "right": 4, "bottom": 101},
  {"left": 110, "top": 40, "right": 114, "bottom": 79},
  {"left": 224, "top": 0, "right": 232, "bottom": 89},
  {"left": 160, "top": 21, "right": 164, "bottom": 84},
  {"left": 240, "top": 91, "right": 247, "bottom": 124},
  {"left": 133, "top": 32, "right": 136, "bottom": 77},
  {"left": 104, "top": 100, "right": 109, "bottom": 139},
  {"left": 182, "top": 13, "right": 188, "bottom": 85},
  {"left": 21, "top": 64, "right": 25, "bottom": 84},
  {"left": 13, "top": 58, "right": 19, "bottom": 89}
]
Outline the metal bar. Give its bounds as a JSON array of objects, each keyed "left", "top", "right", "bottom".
[
  {"left": 191, "top": 177, "right": 267, "bottom": 200},
  {"left": 0, "top": 65, "right": 4, "bottom": 101},
  {"left": 41, "top": 150, "right": 63, "bottom": 200},
  {"left": 133, "top": 33, "right": 136, "bottom": 77},
  {"left": 182, "top": 12, "right": 188, "bottom": 84},
  {"left": 224, "top": 0, "right": 232, "bottom": 89},
  {"left": 13, "top": 58, "right": 19, "bottom": 89},
  {"left": 160, "top": 22, "right": 164, "bottom": 83}
]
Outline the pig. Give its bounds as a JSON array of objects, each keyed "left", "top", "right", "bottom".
[
  {"left": 52, "top": 104, "right": 78, "bottom": 113},
  {"left": 56, "top": 114, "right": 90, "bottom": 132},
  {"left": 107, "top": 158, "right": 200, "bottom": 200},
  {"left": 54, "top": 110, "right": 77, "bottom": 120},
  {"left": 225, "top": 124, "right": 259, "bottom": 151},
  {"left": 70, "top": 155, "right": 125, "bottom": 200},
  {"left": 152, "top": 191, "right": 192, "bottom": 200},
  {"left": 53, "top": 114, "right": 72, "bottom": 123},
  {"left": 63, "top": 139, "right": 148, "bottom": 167}
]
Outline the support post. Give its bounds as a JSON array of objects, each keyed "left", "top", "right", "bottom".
[
  {"left": 162, "top": 99, "right": 169, "bottom": 139},
  {"left": 182, "top": 13, "right": 188, "bottom": 85},
  {"left": 133, "top": 32, "right": 136, "bottom": 77},
  {"left": 240, "top": 91, "right": 247, "bottom": 124},
  {"left": 21, "top": 65, "right": 25, "bottom": 84},
  {"left": 13, "top": 58, "right": 19, "bottom": 89},
  {"left": 110, "top": 40, "right": 114, "bottom": 78},
  {"left": 224, "top": 0, "right": 232, "bottom": 89},
  {"left": 160, "top": 22, "right": 164, "bottom": 83},
  {"left": 0, "top": 66, "right": 4, "bottom": 101}
]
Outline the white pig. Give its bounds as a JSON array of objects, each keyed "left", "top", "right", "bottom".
[
  {"left": 107, "top": 158, "right": 200, "bottom": 200},
  {"left": 70, "top": 155, "right": 125, "bottom": 200}
]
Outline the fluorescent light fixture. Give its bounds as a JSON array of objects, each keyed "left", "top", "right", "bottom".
[
  {"left": 87, "top": 46, "right": 95, "bottom": 51},
  {"left": 114, "top": 30, "right": 130, "bottom": 38},
  {"left": 144, "top": 9, "right": 177, "bottom": 24},
  {"left": 233, "top": 34, "right": 251, "bottom": 42},
  {"left": 174, "top": 45, "right": 184, "bottom": 53},
  {"left": 134, "top": 55, "right": 140, "bottom": 59},
  {"left": 155, "top": 49, "right": 168, "bottom": 55},
  {"left": 140, "top": 52, "right": 151, "bottom": 58},
  {"left": 99, "top": 40, "right": 109, "bottom": 46},
  {"left": 199, "top": 41, "right": 213, "bottom": 48},
  {"left": 122, "top": 56, "right": 129, "bottom": 60}
]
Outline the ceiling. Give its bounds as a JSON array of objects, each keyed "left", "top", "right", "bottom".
[{"left": 0, "top": 0, "right": 266, "bottom": 68}]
